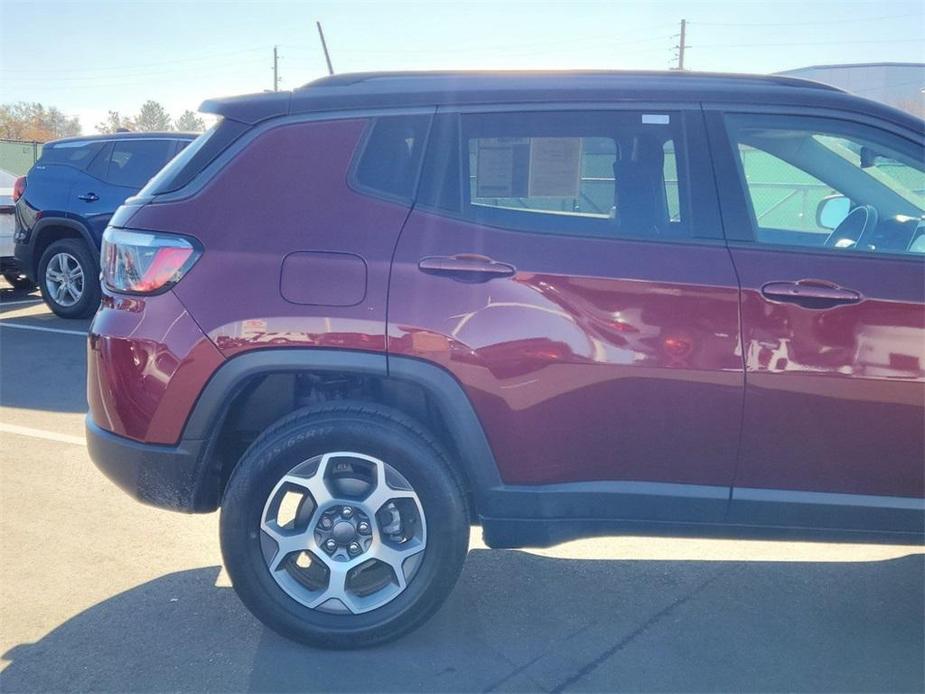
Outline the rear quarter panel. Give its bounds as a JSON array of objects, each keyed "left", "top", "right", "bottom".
[{"left": 127, "top": 118, "right": 410, "bottom": 357}]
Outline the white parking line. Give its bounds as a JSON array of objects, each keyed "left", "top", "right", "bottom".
[
  {"left": 0, "top": 422, "right": 86, "bottom": 446},
  {"left": 0, "top": 322, "right": 87, "bottom": 336},
  {"left": 0, "top": 299, "right": 44, "bottom": 307}
]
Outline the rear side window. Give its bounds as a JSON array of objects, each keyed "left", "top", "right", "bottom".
[
  {"left": 39, "top": 141, "right": 107, "bottom": 171},
  {"left": 419, "top": 110, "right": 690, "bottom": 239},
  {"left": 140, "top": 120, "right": 251, "bottom": 197},
  {"left": 353, "top": 115, "right": 430, "bottom": 201},
  {"left": 105, "top": 139, "right": 175, "bottom": 188}
]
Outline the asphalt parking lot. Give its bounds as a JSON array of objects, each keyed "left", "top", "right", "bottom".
[{"left": 0, "top": 278, "right": 923, "bottom": 693}]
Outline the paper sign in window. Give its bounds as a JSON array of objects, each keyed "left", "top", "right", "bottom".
[
  {"left": 476, "top": 138, "right": 530, "bottom": 197},
  {"left": 528, "top": 138, "right": 582, "bottom": 197}
]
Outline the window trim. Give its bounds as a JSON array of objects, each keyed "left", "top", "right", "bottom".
[{"left": 704, "top": 105, "right": 925, "bottom": 261}]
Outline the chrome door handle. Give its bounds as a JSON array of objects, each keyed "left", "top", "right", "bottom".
[{"left": 77, "top": 192, "right": 99, "bottom": 202}]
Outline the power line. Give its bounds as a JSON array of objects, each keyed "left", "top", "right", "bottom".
[
  {"left": 281, "top": 29, "right": 676, "bottom": 56},
  {"left": 7, "top": 57, "right": 268, "bottom": 85},
  {"left": 0, "top": 46, "right": 270, "bottom": 74}
]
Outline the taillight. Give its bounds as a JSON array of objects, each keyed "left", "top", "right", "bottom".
[
  {"left": 12, "top": 176, "right": 25, "bottom": 202},
  {"left": 101, "top": 228, "right": 201, "bottom": 294}
]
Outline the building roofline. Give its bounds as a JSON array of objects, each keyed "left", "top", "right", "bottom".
[{"left": 779, "top": 62, "right": 925, "bottom": 73}]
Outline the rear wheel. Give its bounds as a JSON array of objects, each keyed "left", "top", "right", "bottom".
[
  {"left": 38, "top": 239, "right": 101, "bottom": 319},
  {"left": 220, "top": 403, "right": 469, "bottom": 648}
]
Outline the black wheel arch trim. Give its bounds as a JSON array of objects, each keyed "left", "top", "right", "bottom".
[
  {"left": 30, "top": 217, "right": 97, "bottom": 274},
  {"left": 181, "top": 349, "right": 504, "bottom": 509}
]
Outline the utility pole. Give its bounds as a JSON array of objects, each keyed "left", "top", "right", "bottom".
[
  {"left": 673, "top": 19, "right": 689, "bottom": 71},
  {"left": 316, "top": 21, "right": 334, "bottom": 76},
  {"left": 273, "top": 45, "right": 280, "bottom": 91}
]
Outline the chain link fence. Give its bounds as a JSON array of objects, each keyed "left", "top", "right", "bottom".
[{"left": 0, "top": 139, "right": 44, "bottom": 177}]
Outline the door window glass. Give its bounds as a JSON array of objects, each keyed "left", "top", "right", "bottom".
[
  {"left": 454, "top": 110, "right": 689, "bottom": 239},
  {"left": 106, "top": 139, "right": 174, "bottom": 188},
  {"left": 726, "top": 113, "right": 925, "bottom": 256}
]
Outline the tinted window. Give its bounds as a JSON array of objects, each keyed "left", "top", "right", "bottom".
[
  {"left": 353, "top": 115, "right": 430, "bottom": 200},
  {"left": 139, "top": 124, "right": 237, "bottom": 196},
  {"left": 726, "top": 113, "right": 925, "bottom": 256},
  {"left": 39, "top": 141, "right": 107, "bottom": 171},
  {"left": 423, "top": 110, "right": 689, "bottom": 239},
  {"left": 737, "top": 145, "right": 835, "bottom": 233},
  {"left": 106, "top": 139, "right": 175, "bottom": 188}
]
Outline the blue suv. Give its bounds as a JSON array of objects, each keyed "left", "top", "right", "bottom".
[{"left": 13, "top": 132, "right": 196, "bottom": 317}]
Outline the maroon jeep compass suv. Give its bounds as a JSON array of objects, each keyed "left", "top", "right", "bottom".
[{"left": 86, "top": 71, "right": 925, "bottom": 647}]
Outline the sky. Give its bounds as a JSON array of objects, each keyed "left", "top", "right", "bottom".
[{"left": 1, "top": 0, "right": 923, "bottom": 134}]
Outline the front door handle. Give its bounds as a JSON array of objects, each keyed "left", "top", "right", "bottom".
[
  {"left": 77, "top": 192, "right": 99, "bottom": 202},
  {"left": 418, "top": 254, "right": 516, "bottom": 282},
  {"left": 761, "top": 280, "right": 862, "bottom": 308}
]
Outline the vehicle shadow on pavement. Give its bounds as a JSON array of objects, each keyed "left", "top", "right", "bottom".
[
  {"left": 2, "top": 549, "right": 923, "bottom": 693},
  {"left": 0, "top": 283, "right": 39, "bottom": 302}
]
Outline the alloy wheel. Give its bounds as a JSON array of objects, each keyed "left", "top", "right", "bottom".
[
  {"left": 260, "top": 452, "right": 427, "bottom": 615},
  {"left": 44, "top": 252, "right": 84, "bottom": 307}
]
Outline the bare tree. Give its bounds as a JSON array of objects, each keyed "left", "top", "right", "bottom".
[{"left": 96, "top": 110, "right": 135, "bottom": 134}]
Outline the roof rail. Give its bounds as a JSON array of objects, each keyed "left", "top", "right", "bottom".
[{"left": 299, "top": 70, "right": 845, "bottom": 93}]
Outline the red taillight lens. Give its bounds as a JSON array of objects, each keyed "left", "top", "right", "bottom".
[
  {"left": 101, "top": 228, "right": 201, "bottom": 294},
  {"left": 12, "top": 176, "right": 25, "bottom": 202}
]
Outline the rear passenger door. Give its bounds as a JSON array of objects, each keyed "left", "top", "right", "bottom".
[
  {"left": 70, "top": 138, "right": 179, "bottom": 243},
  {"left": 389, "top": 106, "right": 743, "bottom": 519}
]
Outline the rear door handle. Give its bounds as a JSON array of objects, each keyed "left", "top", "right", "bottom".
[
  {"left": 761, "top": 280, "right": 862, "bottom": 308},
  {"left": 418, "top": 254, "right": 516, "bottom": 282},
  {"left": 77, "top": 192, "right": 99, "bottom": 202}
]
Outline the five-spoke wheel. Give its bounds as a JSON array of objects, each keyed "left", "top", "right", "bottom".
[
  {"left": 38, "top": 239, "right": 101, "bottom": 318},
  {"left": 44, "top": 251, "right": 84, "bottom": 307},
  {"left": 220, "top": 404, "right": 469, "bottom": 648},
  {"left": 260, "top": 452, "right": 427, "bottom": 614}
]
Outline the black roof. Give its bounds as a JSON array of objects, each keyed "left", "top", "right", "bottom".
[
  {"left": 199, "top": 69, "right": 923, "bottom": 131},
  {"left": 301, "top": 69, "right": 843, "bottom": 92},
  {"left": 47, "top": 131, "right": 199, "bottom": 146}
]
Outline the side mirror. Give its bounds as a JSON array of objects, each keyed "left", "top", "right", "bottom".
[
  {"left": 860, "top": 146, "right": 880, "bottom": 169},
  {"left": 817, "top": 195, "right": 852, "bottom": 230}
]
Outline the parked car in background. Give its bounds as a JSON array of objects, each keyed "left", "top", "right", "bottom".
[
  {"left": 86, "top": 71, "right": 924, "bottom": 648},
  {"left": 0, "top": 168, "right": 33, "bottom": 290},
  {"left": 13, "top": 132, "right": 196, "bottom": 317}
]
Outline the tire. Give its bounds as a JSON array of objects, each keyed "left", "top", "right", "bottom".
[
  {"left": 220, "top": 402, "right": 470, "bottom": 648},
  {"left": 38, "top": 238, "right": 101, "bottom": 319},
  {"left": 2, "top": 270, "right": 35, "bottom": 291}
]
